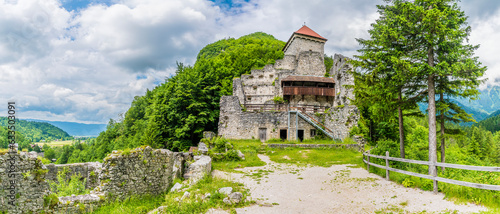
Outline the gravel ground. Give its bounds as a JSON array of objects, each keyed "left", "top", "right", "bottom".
[{"left": 208, "top": 154, "right": 488, "bottom": 214}]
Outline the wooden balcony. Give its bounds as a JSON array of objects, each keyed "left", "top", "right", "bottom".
[{"left": 283, "top": 86, "right": 335, "bottom": 96}]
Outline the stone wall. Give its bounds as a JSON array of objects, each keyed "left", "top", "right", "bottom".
[
  {"left": 0, "top": 150, "right": 49, "bottom": 214},
  {"left": 45, "top": 162, "right": 102, "bottom": 190},
  {"left": 219, "top": 96, "right": 317, "bottom": 141},
  {"left": 283, "top": 35, "right": 325, "bottom": 57},
  {"left": 0, "top": 146, "right": 205, "bottom": 213},
  {"left": 96, "top": 146, "right": 175, "bottom": 200}
]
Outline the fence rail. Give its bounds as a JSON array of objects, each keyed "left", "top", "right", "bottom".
[{"left": 363, "top": 151, "right": 500, "bottom": 192}]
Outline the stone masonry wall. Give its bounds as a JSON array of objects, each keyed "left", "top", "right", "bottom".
[
  {"left": 96, "top": 146, "right": 175, "bottom": 200},
  {"left": 0, "top": 150, "right": 50, "bottom": 214},
  {"left": 0, "top": 146, "right": 197, "bottom": 213},
  {"left": 219, "top": 96, "right": 316, "bottom": 141},
  {"left": 45, "top": 162, "right": 102, "bottom": 190}
]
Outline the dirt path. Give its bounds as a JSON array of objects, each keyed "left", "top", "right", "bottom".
[{"left": 209, "top": 154, "right": 488, "bottom": 214}]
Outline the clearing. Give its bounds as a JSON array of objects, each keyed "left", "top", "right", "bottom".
[{"left": 210, "top": 154, "right": 488, "bottom": 214}]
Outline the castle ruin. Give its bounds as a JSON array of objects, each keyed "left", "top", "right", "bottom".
[{"left": 218, "top": 26, "right": 359, "bottom": 141}]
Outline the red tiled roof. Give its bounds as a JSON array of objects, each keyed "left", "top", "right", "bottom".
[{"left": 294, "top": 25, "right": 327, "bottom": 41}]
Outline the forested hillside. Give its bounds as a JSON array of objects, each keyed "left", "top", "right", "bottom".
[
  {"left": 0, "top": 117, "right": 72, "bottom": 142},
  {"left": 46, "top": 32, "right": 287, "bottom": 163},
  {"left": 476, "top": 109, "right": 500, "bottom": 133}
]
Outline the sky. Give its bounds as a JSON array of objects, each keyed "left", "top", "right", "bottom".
[{"left": 1, "top": 0, "right": 499, "bottom": 124}]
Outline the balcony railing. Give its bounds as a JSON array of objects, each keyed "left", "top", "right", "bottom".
[
  {"left": 243, "top": 104, "right": 329, "bottom": 113},
  {"left": 283, "top": 86, "right": 335, "bottom": 96}
]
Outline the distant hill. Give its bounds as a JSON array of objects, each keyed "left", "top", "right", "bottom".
[
  {"left": 418, "top": 101, "right": 490, "bottom": 123},
  {"left": 475, "top": 109, "right": 500, "bottom": 133},
  {"left": 25, "top": 119, "right": 107, "bottom": 137},
  {"left": 0, "top": 117, "right": 72, "bottom": 142},
  {"left": 454, "top": 85, "right": 500, "bottom": 116}
]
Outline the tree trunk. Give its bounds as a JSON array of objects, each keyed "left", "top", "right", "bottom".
[
  {"left": 428, "top": 46, "right": 438, "bottom": 194},
  {"left": 440, "top": 93, "right": 445, "bottom": 172},
  {"left": 398, "top": 91, "right": 405, "bottom": 158}
]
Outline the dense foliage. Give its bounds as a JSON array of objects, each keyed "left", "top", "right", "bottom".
[{"left": 0, "top": 117, "right": 72, "bottom": 142}]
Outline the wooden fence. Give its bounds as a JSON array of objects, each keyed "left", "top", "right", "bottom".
[{"left": 363, "top": 151, "right": 500, "bottom": 193}]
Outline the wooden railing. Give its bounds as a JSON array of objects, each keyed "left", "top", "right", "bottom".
[
  {"left": 363, "top": 151, "right": 500, "bottom": 192},
  {"left": 243, "top": 104, "right": 329, "bottom": 113},
  {"left": 283, "top": 86, "right": 335, "bottom": 96}
]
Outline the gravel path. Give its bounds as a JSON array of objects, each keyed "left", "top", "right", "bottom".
[{"left": 209, "top": 154, "right": 488, "bottom": 214}]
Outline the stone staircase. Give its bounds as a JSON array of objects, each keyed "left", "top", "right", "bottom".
[{"left": 289, "top": 110, "right": 342, "bottom": 141}]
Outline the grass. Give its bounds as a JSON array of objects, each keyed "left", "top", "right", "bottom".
[
  {"left": 36, "top": 140, "right": 73, "bottom": 147},
  {"left": 265, "top": 138, "right": 355, "bottom": 145},
  {"left": 90, "top": 194, "right": 165, "bottom": 214},
  {"left": 91, "top": 176, "right": 251, "bottom": 214},
  {"left": 368, "top": 165, "right": 500, "bottom": 210},
  {"left": 212, "top": 139, "right": 266, "bottom": 172},
  {"left": 266, "top": 147, "right": 363, "bottom": 167},
  {"left": 160, "top": 176, "right": 252, "bottom": 213}
]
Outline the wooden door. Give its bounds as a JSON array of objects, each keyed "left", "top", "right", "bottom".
[{"left": 259, "top": 128, "right": 267, "bottom": 142}]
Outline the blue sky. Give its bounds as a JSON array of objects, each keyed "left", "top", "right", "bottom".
[{"left": 1, "top": 0, "right": 499, "bottom": 124}]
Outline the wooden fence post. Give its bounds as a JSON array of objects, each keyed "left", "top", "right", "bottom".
[
  {"left": 385, "top": 151, "right": 390, "bottom": 181},
  {"left": 367, "top": 151, "right": 370, "bottom": 171}
]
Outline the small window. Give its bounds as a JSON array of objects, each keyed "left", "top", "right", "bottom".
[
  {"left": 247, "top": 96, "right": 251, "bottom": 101},
  {"left": 310, "top": 129, "right": 316, "bottom": 138},
  {"left": 259, "top": 75, "right": 264, "bottom": 78}
]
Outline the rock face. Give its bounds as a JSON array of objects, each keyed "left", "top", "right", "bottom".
[
  {"left": 183, "top": 155, "right": 212, "bottom": 184},
  {"left": 198, "top": 142, "right": 208, "bottom": 155}
]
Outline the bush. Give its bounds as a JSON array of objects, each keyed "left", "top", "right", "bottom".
[
  {"left": 48, "top": 168, "right": 90, "bottom": 197},
  {"left": 202, "top": 137, "right": 241, "bottom": 161}
]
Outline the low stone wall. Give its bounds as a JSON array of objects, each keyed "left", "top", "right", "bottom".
[
  {"left": 96, "top": 146, "right": 175, "bottom": 200},
  {"left": 267, "top": 143, "right": 364, "bottom": 151},
  {"left": 0, "top": 150, "right": 49, "bottom": 214},
  {"left": 45, "top": 161, "right": 102, "bottom": 190},
  {"left": 0, "top": 146, "right": 208, "bottom": 213}
]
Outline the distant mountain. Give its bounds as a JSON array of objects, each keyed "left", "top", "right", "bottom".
[
  {"left": 25, "top": 119, "right": 107, "bottom": 137},
  {"left": 455, "top": 85, "right": 500, "bottom": 115},
  {"left": 475, "top": 109, "right": 500, "bottom": 133},
  {"left": 0, "top": 117, "right": 72, "bottom": 142},
  {"left": 418, "top": 101, "right": 490, "bottom": 122}
]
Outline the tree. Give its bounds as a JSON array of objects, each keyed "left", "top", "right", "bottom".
[
  {"left": 353, "top": 1, "right": 427, "bottom": 158},
  {"left": 357, "top": 0, "right": 485, "bottom": 193}
]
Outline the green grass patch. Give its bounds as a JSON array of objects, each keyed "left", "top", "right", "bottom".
[
  {"left": 368, "top": 165, "right": 500, "bottom": 209},
  {"left": 266, "top": 147, "right": 363, "bottom": 167},
  {"left": 90, "top": 194, "right": 164, "bottom": 214},
  {"left": 265, "top": 137, "right": 359, "bottom": 145},
  {"left": 161, "top": 176, "right": 253, "bottom": 213},
  {"left": 212, "top": 139, "right": 266, "bottom": 172}
]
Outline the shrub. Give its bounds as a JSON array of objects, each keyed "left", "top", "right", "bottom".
[{"left": 48, "top": 168, "right": 90, "bottom": 197}]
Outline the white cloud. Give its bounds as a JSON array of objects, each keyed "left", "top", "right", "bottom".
[{"left": 0, "top": 0, "right": 498, "bottom": 124}]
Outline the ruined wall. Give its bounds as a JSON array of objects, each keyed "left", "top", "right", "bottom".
[
  {"left": 0, "top": 150, "right": 49, "bottom": 214},
  {"left": 219, "top": 96, "right": 316, "bottom": 141},
  {"left": 240, "top": 64, "right": 280, "bottom": 105},
  {"left": 324, "top": 54, "right": 359, "bottom": 139},
  {"left": 0, "top": 146, "right": 199, "bottom": 213},
  {"left": 96, "top": 146, "right": 175, "bottom": 200},
  {"left": 45, "top": 162, "right": 102, "bottom": 190}
]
